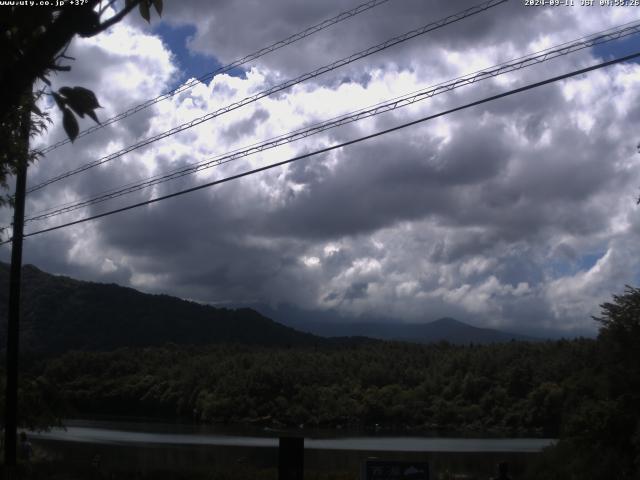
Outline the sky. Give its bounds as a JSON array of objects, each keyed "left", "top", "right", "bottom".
[{"left": 2, "top": 0, "right": 640, "bottom": 337}]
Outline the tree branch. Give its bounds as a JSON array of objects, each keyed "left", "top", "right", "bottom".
[
  {"left": 85, "top": 0, "right": 142, "bottom": 36},
  {"left": 98, "top": 0, "right": 120, "bottom": 16}
]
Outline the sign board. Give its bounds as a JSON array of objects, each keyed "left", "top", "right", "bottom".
[{"left": 362, "top": 460, "right": 430, "bottom": 480}]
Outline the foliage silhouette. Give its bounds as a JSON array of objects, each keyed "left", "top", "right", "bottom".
[{"left": 0, "top": 0, "right": 163, "bottom": 205}]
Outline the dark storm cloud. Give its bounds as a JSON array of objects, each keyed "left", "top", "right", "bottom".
[
  {"left": 265, "top": 117, "right": 512, "bottom": 239},
  {"left": 85, "top": 189, "right": 319, "bottom": 305},
  {"left": 159, "top": 0, "right": 574, "bottom": 80},
  {"left": 343, "top": 281, "right": 369, "bottom": 300},
  {"left": 429, "top": 229, "right": 503, "bottom": 264}
]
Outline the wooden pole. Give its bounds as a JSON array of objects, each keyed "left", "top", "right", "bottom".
[
  {"left": 278, "top": 436, "right": 304, "bottom": 480},
  {"left": 3, "top": 104, "right": 29, "bottom": 475}
]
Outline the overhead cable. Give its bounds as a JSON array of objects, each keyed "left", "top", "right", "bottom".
[
  {"left": 24, "top": 20, "right": 640, "bottom": 223},
  {"left": 5, "top": 50, "right": 637, "bottom": 244},
  {"left": 27, "top": 0, "right": 507, "bottom": 194},
  {"left": 36, "top": 0, "right": 394, "bottom": 155}
]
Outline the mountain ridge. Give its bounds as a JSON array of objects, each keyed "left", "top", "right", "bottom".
[
  {"left": 0, "top": 262, "right": 324, "bottom": 353},
  {"left": 0, "top": 262, "right": 533, "bottom": 352},
  {"left": 253, "top": 305, "right": 535, "bottom": 344}
]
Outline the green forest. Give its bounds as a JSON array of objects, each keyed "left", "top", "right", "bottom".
[{"left": 21, "top": 340, "right": 595, "bottom": 435}]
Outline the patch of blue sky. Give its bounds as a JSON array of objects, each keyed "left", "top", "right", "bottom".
[
  {"left": 551, "top": 250, "right": 606, "bottom": 278},
  {"left": 592, "top": 32, "right": 640, "bottom": 65},
  {"left": 576, "top": 251, "right": 605, "bottom": 271},
  {"left": 153, "top": 23, "right": 246, "bottom": 90},
  {"left": 550, "top": 260, "right": 574, "bottom": 278}
]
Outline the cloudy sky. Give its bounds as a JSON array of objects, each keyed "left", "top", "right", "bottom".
[{"left": 2, "top": 0, "right": 640, "bottom": 337}]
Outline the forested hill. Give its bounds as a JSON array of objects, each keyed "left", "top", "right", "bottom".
[{"left": 0, "top": 263, "right": 323, "bottom": 353}]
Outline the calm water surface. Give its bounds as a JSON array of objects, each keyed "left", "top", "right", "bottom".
[
  {"left": 32, "top": 422, "right": 554, "bottom": 452},
  {"left": 29, "top": 419, "right": 555, "bottom": 477}
]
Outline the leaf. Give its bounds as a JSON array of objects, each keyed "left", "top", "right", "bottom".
[
  {"left": 65, "top": 102, "right": 85, "bottom": 119},
  {"left": 51, "top": 92, "right": 65, "bottom": 111},
  {"left": 76, "top": 9, "right": 101, "bottom": 37},
  {"left": 62, "top": 108, "right": 79, "bottom": 142},
  {"left": 152, "top": 0, "right": 163, "bottom": 16},
  {"left": 139, "top": 0, "right": 150, "bottom": 22},
  {"left": 58, "top": 86, "right": 73, "bottom": 97},
  {"left": 31, "top": 104, "right": 43, "bottom": 117},
  {"left": 70, "top": 86, "right": 101, "bottom": 110},
  {"left": 59, "top": 86, "right": 101, "bottom": 123},
  {"left": 86, "top": 109, "right": 101, "bottom": 125}
]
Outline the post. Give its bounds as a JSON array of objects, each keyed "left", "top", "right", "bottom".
[
  {"left": 278, "top": 436, "right": 304, "bottom": 480},
  {"left": 3, "top": 105, "right": 30, "bottom": 474}
]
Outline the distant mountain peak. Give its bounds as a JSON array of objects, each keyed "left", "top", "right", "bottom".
[
  {"left": 254, "top": 304, "right": 535, "bottom": 345},
  {"left": 428, "top": 317, "right": 468, "bottom": 327}
]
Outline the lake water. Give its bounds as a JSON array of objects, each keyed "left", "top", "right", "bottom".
[
  {"left": 31, "top": 423, "right": 553, "bottom": 452},
  {"left": 29, "top": 419, "right": 555, "bottom": 477}
]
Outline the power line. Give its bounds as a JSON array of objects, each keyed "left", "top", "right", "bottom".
[
  {"left": 6, "top": 50, "right": 637, "bottom": 244},
  {"left": 26, "top": 20, "right": 640, "bottom": 220},
  {"left": 23, "top": 20, "right": 640, "bottom": 224},
  {"left": 36, "top": 0, "right": 393, "bottom": 155},
  {"left": 27, "top": 0, "right": 507, "bottom": 194}
]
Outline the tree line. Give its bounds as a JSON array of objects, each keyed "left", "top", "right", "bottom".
[{"left": 4, "top": 339, "right": 601, "bottom": 436}]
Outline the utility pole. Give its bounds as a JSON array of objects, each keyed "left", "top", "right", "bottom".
[{"left": 3, "top": 103, "right": 30, "bottom": 475}]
